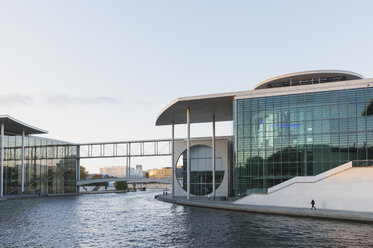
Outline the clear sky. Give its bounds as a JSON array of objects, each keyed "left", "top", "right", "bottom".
[{"left": 1, "top": 1, "right": 373, "bottom": 172}]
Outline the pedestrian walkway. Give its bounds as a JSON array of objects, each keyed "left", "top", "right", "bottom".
[{"left": 155, "top": 195, "right": 373, "bottom": 223}]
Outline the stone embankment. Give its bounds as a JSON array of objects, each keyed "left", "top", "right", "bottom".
[{"left": 155, "top": 195, "right": 373, "bottom": 223}]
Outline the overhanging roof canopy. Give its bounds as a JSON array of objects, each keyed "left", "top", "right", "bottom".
[
  {"left": 156, "top": 93, "right": 235, "bottom": 126},
  {"left": 156, "top": 70, "right": 365, "bottom": 126},
  {"left": 0, "top": 115, "right": 47, "bottom": 135}
]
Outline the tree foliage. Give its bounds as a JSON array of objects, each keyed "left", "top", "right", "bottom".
[
  {"left": 92, "top": 173, "right": 102, "bottom": 179},
  {"left": 115, "top": 181, "right": 128, "bottom": 191},
  {"left": 80, "top": 166, "right": 89, "bottom": 180}
]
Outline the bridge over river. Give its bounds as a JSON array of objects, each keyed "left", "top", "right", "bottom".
[
  {"left": 76, "top": 138, "right": 175, "bottom": 190},
  {"left": 77, "top": 178, "right": 171, "bottom": 186}
]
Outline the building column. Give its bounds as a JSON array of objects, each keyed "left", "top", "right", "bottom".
[
  {"left": 0, "top": 123, "right": 4, "bottom": 198},
  {"left": 21, "top": 131, "right": 25, "bottom": 194},
  {"left": 126, "top": 143, "right": 129, "bottom": 177},
  {"left": 127, "top": 143, "right": 131, "bottom": 178},
  {"left": 212, "top": 115, "right": 216, "bottom": 197},
  {"left": 187, "top": 107, "right": 191, "bottom": 200},
  {"left": 171, "top": 121, "right": 175, "bottom": 197}
]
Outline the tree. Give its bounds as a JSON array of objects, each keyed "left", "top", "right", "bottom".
[
  {"left": 80, "top": 166, "right": 89, "bottom": 180},
  {"left": 114, "top": 181, "right": 128, "bottom": 191},
  {"left": 92, "top": 174, "right": 102, "bottom": 179}
]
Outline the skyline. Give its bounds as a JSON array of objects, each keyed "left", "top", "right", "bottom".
[{"left": 1, "top": 1, "right": 373, "bottom": 172}]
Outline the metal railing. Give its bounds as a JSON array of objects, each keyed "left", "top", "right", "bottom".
[{"left": 78, "top": 139, "right": 180, "bottom": 159}]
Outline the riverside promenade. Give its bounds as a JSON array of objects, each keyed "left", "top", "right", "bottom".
[{"left": 155, "top": 195, "right": 373, "bottom": 223}]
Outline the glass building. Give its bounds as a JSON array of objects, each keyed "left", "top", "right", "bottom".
[
  {"left": 234, "top": 87, "right": 373, "bottom": 196},
  {"left": 0, "top": 115, "right": 78, "bottom": 197},
  {"left": 156, "top": 70, "right": 371, "bottom": 199}
]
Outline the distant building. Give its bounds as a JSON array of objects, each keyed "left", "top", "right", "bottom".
[
  {"left": 99, "top": 166, "right": 125, "bottom": 178},
  {"left": 148, "top": 167, "right": 172, "bottom": 179},
  {"left": 132, "top": 165, "right": 145, "bottom": 178},
  {"left": 99, "top": 165, "right": 145, "bottom": 178}
]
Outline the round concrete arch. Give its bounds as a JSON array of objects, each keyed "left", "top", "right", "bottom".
[{"left": 174, "top": 143, "right": 227, "bottom": 197}]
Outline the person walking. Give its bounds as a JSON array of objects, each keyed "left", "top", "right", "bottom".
[{"left": 311, "top": 199, "right": 316, "bottom": 210}]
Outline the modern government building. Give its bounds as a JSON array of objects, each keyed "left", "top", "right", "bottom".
[
  {"left": 0, "top": 115, "right": 78, "bottom": 198},
  {"left": 156, "top": 70, "right": 373, "bottom": 212}
]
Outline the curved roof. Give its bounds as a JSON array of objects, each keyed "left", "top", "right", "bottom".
[
  {"left": 0, "top": 115, "right": 47, "bottom": 135},
  {"left": 253, "top": 70, "right": 364, "bottom": 90},
  {"left": 156, "top": 92, "right": 236, "bottom": 126},
  {"left": 156, "top": 70, "right": 366, "bottom": 126}
]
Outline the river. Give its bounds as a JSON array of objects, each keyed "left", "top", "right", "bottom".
[{"left": 0, "top": 190, "right": 372, "bottom": 247}]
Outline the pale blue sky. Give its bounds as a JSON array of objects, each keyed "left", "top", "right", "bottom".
[{"left": 1, "top": 1, "right": 373, "bottom": 172}]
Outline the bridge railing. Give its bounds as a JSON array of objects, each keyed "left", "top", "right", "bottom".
[
  {"left": 78, "top": 139, "right": 179, "bottom": 159},
  {"left": 77, "top": 177, "right": 171, "bottom": 186}
]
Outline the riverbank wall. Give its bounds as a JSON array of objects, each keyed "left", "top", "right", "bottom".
[{"left": 155, "top": 195, "right": 373, "bottom": 223}]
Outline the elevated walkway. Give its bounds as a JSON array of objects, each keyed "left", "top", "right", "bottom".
[{"left": 77, "top": 178, "right": 170, "bottom": 186}]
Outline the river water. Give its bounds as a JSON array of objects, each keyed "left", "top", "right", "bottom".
[{"left": 0, "top": 190, "right": 372, "bottom": 247}]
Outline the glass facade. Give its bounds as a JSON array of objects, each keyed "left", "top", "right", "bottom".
[
  {"left": 234, "top": 87, "right": 373, "bottom": 197},
  {"left": 3, "top": 135, "right": 77, "bottom": 195},
  {"left": 176, "top": 145, "right": 225, "bottom": 196}
]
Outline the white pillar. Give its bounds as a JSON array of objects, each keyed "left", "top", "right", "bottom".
[
  {"left": 0, "top": 123, "right": 4, "bottom": 198},
  {"left": 129, "top": 156, "right": 131, "bottom": 178},
  {"left": 126, "top": 143, "right": 129, "bottom": 178},
  {"left": 128, "top": 143, "right": 131, "bottom": 178},
  {"left": 76, "top": 145, "right": 80, "bottom": 193},
  {"left": 212, "top": 115, "right": 216, "bottom": 197},
  {"left": 21, "top": 131, "right": 25, "bottom": 193},
  {"left": 187, "top": 107, "right": 190, "bottom": 199},
  {"left": 171, "top": 121, "right": 175, "bottom": 197}
]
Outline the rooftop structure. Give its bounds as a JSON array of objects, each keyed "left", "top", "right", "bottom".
[{"left": 253, "top": 70, "right": 363, "bottom": 90}]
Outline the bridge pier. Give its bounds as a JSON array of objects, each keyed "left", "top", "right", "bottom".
[{"left": 126, "top": 143, "right": 131, "bottom": 178}]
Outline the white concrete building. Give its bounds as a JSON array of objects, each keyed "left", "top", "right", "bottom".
[{"left": 156, "top": 70, "right": 373, "bottom": 212}]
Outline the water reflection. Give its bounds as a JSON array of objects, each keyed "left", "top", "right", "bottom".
[{"left": 0, "top": 191, "right": 373, "bottom": 247}]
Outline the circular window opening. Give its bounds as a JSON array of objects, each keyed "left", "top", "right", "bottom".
[{"left": 176, "top": 145, "right": 225, "bottom": 196}]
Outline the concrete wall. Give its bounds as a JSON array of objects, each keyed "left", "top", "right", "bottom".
[
  {"left": 173, "top": 137, "right": 232, "bottom": 197},
  {"left": 234, "top": 162, "right": 373, "bottom": 212}
]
